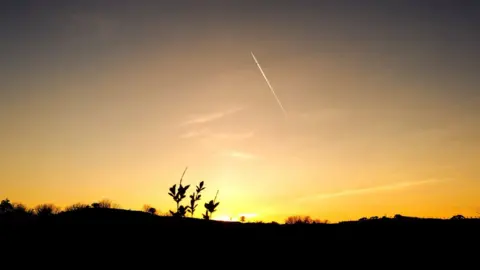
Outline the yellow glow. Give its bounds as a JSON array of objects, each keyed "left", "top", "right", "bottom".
[
  {"left": 212, "top": 213, "right": 259, "bottom": 222},
  {"left": 213, "top": 215, "right": 235, "bottom": 222}
]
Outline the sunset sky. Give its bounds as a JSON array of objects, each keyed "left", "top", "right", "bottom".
[{"left": 1, "top": 0, "right": 479, "bottom": 222}]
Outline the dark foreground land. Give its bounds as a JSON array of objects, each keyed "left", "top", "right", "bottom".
[{"left": 2, "top": 208, "right": 479, "bottom": 265}]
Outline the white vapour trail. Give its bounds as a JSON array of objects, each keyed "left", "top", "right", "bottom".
[{"left": 251, "top": 51, "right": 287, "bottom": 117}]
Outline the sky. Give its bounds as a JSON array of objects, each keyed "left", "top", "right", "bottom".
[{"left": 1, "top": 0, "right": 479, "bottom": 222}]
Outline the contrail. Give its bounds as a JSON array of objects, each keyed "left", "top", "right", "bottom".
[{"left": 251, "top": 51, "right": 287, "bottom": 117}]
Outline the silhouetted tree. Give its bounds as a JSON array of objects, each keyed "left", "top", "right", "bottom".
[
  {"left": 35, "top": 204, "right": 60, "bottom": 217},
  {"left": 239, "top": 216, "right": 246, "bottom": 223},
  {"left": 303, "top": 216, "right": 313, "bottom": 224},
  {"left": 285, "top": 215, "right": 301, "bottom": 224},
  {"left": 284, "top": 215, "right": 328, "bottom": 224},
  {"left": 314, "top": 219, "right": 329, "bottom": 224},
  {"left": 12, "top": 203, "right": 27, "bottom": 213},
  {"left": 285, "top": 215, "right": 311, "bottom": 224},
  {"left": 0, "top": 199, "right": 14, "bottom": 214},
  {"left": 98, "top": 199, "right": 113, "bottom": 208},
  {"left": 11, "top": 202, "right": 34, "bottom": 215}
]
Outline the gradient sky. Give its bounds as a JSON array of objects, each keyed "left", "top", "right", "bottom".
[{"left": 1, "top": 0, "right": 479, "bottom": 222}]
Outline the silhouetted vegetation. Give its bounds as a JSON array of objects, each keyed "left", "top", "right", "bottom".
[
  {"left": 64, "top": 203, "right": 90, "bottom": 212},
  {"left": 187, "top": 180, "right": 205, "bottom": 217},
  {"left": 284, "top": 215, "right": 329, "bottom": 224},
  {"left": 202, "top": 190, "right": 220, "bottom": 220},
  {"left": 34, "top": 204, "right": 60, "bottom": 217},
  {"left": 168, "top": 167, "right": 190, "bottom": 217},
  {"left": 0, "top": 198, "right": 14, "bottom": 214},
  {"left": 12, "top": 202, "right": 30, "bottom": 214},
  {"left": 141, "top": 204, "right": 155, "bottom": 215},
  {"left": 91, "top": 199, "right": 119, "bottom": 209},
  {"left": 167, "top": 167, "right": 220, "bottom": 220}
]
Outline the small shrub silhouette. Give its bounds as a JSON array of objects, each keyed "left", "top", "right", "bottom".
[
  {"left": 148, "top": 207, "right": 157, "bottom": 215},
  {"left": 143, "top": 204, "right": 152, "bottom": 212},
  {"left": 239, "top": 216, "right": 246, "bottom": 223},
  {"left": 284, "top": 215, "right": 327, "bottom": 224},
  {"left": 177, "top": 205, "right": 189, "bottom": 217},
  {"left": 143, "top": 204, "right": 157, "bottom": 215},
  {"left": 202, "top": 190, "right": 220, "bottom": 220},
  {"left": 314, "top": 219, "right": 329, "bottom": 224},
  {"left": 451, "top": 215, "right": 465, "bottom": 220},
  {"left": 65, "top": 203, "right": 90, "bottom": 212},
  {"left": 91, "top": 199, "right": 118, "bottom": 209},
  {"left": 187, "top": 181, "right": 205, "bottom": 217}
]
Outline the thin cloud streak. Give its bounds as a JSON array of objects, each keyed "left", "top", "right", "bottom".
[
  {"left": 228, "top": 151, "right": 259, "bottom": 160},
  {"left": 180, "top": 128, "right": 254, "bottom": 140},
  {"left": 297, "top": 178, "right": 447, "bottom": 202},
  {"left": 211, "top": 131, "right": 254, "bottom": 140},
  {"left": 179, "top": 128, "right": 209, "bottom": 138},
  {"left": 181, "top": 107, "right": 243, "bottom": 126}
]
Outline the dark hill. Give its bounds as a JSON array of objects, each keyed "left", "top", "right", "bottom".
[
  {"left": 3, "top": 208, "right": 479, "bottom": 238},
  {"left": 2, "top": 209, "right": 479, "bottom": 264}
]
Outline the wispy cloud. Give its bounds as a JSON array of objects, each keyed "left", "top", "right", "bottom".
[
  {"left": 181, "top": 107, "right": 243, "bottom": 126},
  {"left": 180, "top": 128, "right": 254, "bottom": 140},
  {"left": 210, "top": 131, "right": 254, "bottom": 140},
  {"left": 228, "top": 151, "right": 259, "bottom": 160},
  {"left": 179, "top": 128, "right": 209, "bottom": 139},
  {"left": 293, "top": 108, "right": 350, "bottom": 123},
  {"left": 297, "top": 178, "right": 447, "bottom": 202}
]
